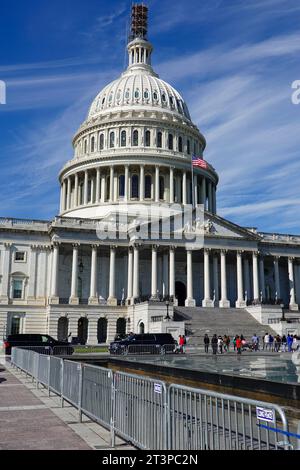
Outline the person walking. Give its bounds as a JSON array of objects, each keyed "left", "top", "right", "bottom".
[
  {"left": 236, "top": 336, "right": 242, "bottom": 354},
  {"left": 178, "top": 335, "right": 185, "bottom": 354},
  {"left": 269, "top": 334, "right": 274, "bottom": 352},
  {"left": 251, "top": 334, "right": 259, "bottom": 351},
  {"left": 263, "top": 333, "right": 270, "bottom": 351},
  {"left": 287, "top": 334, "right": 293, "bottom": 352},
  {"left": 281, "top": 335, "right": 287, "bottom": 352},
  {"left": 211, "top": 334, "right": 218, "bottom": 355},
  {"left": 233, "top": 335, "right": 238, "bottom": 352},
  {"left": 292, "top": 335, "right": 299, "bottom": 352},
  {"left": 204, "top": 334, "right": 210, "bottom": 353},
  {"left": 218, "top": 336, "right": 224, "bottom": 354}
]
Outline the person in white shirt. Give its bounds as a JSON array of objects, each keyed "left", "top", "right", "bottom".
[{"left": 263, "top": 333, "right": 270, "bottom": 351}]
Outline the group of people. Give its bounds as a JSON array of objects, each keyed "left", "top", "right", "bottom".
[{"left": 203, "top": 332, "right": 300, "bottom": 354}]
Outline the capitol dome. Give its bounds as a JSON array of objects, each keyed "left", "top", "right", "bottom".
[{"left": 58, "top": 6, "right": 218, "bottom": 220}]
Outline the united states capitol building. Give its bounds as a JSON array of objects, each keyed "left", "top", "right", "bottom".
[{"left": 1, "top": 5, "right": 300, "bottom": 344}]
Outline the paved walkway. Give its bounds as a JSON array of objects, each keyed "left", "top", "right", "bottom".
[{"left": 0, "top": 357, "right": 134, "bottom": 450}]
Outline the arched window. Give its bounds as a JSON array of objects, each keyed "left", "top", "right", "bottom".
[
  {"left": 157, "top": 131, "right": 162, "bottom": 148},
  {"left": 91, "top": 136, "right": 95, "bottom": 153},
  {"left": 125, "top": 89, "right": 130, "bottom": 99},
  {"left": 99, "top": 133, "right": 104, "bottom": 150},
  {"left": 159, "top": 176, "right": 165, "bottom": 200},
  {"left": 109, "top": 131, "right": 115, "bottom": 148},
  {"left": 131, "top": 174, "right": 139, "bottom": 198},
  {"left": 134, "top": 89, "right": 140, "bottom": 99},
  {"left": 178, "top": 136, "right": 183, "bottom": 152},
  {"left": 161, "top": 93, "right": 166, "bottom": 103},
  {"left": 145, "top": 175, "right": 152, "bottom": 199},
  {"left": 187, "top": 139, "right": 190, "bottom": 155},
  {"left": 84, "top": 140, "right": 88, "bottom": 154},
  {"left": 97, "top": 318, "right": 107, "bottom": 343},
  {"left": 153, "top": 91, "right": 158, "bottom": 101},
  {"left": 121, "top": 130, "right": 126, "bottom": 147},
  {"left": 144, "top": 90, "right": 149, "bottom": 99},
  {"left": 133, "top": 130, "right": 139, "bottom": 146},
  {"left": 145, "top": 130, "right": 151, "bottom": 147},
  {"left": 119, "top": 175, "right": 125, "bottom": 198},
  {"left": 168, "top": 134, "right": 173, "bottom": 150}
]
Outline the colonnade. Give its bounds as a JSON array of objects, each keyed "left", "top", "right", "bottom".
[
  {"left": 60, "top": 164, "right": 217, "bottom": 213},
  {"left": 49, "top": 244, "right": 300, "bottom": 310}
]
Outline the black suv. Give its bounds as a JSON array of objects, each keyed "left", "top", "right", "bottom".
[
  {"left": 3, "top": 334, "right": 73, "bottom": 355},
  {"left": 109, "top": 333, "right": 176, "bottom": 355}
]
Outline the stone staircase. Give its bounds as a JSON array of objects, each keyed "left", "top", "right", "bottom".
[{"left": 174, "top": 307, "right": 277, "bottom": 346}]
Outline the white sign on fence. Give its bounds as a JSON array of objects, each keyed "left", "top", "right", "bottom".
[
  {"left": 154, "top": 383, "right": 162, "bottom": 394},
  {"left": 256, "top": 406, "right": 275, "bottom": 423}
]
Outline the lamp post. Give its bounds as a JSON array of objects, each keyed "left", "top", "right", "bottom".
[{"left": 165, "top": 300, "right": 170, "bottom": 320}]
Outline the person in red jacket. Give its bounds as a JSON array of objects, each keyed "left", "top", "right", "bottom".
[
  {"left": 236, "top": 336, "right": 242, "bottom": 354},
  {"left": 178, "top": 335, "right": 185, "bottom": 354}
]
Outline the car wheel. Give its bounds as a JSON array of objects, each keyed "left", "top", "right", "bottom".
[{"left": 159, "top": 346, "right": 166, "bottom": 355}]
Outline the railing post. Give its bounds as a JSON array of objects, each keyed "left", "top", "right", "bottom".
[
  {"left": 61, "top": 359, "right": 65, "bottom": 408},
  {"left": 48, "top": 356, "right": 51, "bottom": 397},
  {"left": 110, "top": 371, "right": 116, "bottom": 448},
  {"left": 36, "top": 353, "right": 40, "bottom": 389},
  {"left": 164, "top": 384, "right": 169, "bottom": 451},
  {"left": 78, "top": 363, "right": 83, "bottom": 423}
]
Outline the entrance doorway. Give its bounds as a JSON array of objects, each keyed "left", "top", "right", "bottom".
[
  {"left": 116, "top": 318, "right": 126, "bottom": 336},
  {"left": 139, "top": 322, "right": 145, "bottom": 334},
  {"left": 175, "top": 281, "right": 186, "bottom": 306},
  {"left": 78, "top": 317, "right": 88, "bottom": 344},
  {"left": 57, "top": 317, "right": 69, "bottom": 341},
  {"left": 7, "top": 313, "right": 25, "bottom": 335},
  {"left": 97, "top": 318, "right": 107, "bottom": 343}
]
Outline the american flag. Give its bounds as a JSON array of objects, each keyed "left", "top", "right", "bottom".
[{"left": 192, "top": 155, "right": 208, "bottom": 169}]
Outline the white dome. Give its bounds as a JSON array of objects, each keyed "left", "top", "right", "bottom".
[{"left": 88, "top": 68, "right": 191, "bottom": 121}]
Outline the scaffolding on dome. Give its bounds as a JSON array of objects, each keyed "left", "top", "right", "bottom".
[{"left": 129, "top": 3, "right": 148, "bottom": 41}]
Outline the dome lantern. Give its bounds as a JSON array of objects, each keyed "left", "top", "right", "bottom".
[{"left": 127, "top": 3, "right": 153, "bottom": 70}]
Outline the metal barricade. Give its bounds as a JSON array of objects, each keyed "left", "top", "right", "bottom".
[
  {"left": 81, "top": 364, "right": 113, "bottom": 429},
  {"left": 49, "top": 356, "right": 63, "bottom": 395},
  {"left": 168, "top": 384, "right": 291, "bottom": 450},
  {"left": 113, "top": 371, "right": 167, "bottom": 450},
  {"left": 19, "top": 345, "right": 52, "bottom": 355},
  {"left": 62, "top": 360, "right": 81, "bottom": 408},
  {"left": 52, "top": 346, "right": 74, "bottom": 356},
  {"left": 37, "top": 354, "right": 50, "bottom": 388}
]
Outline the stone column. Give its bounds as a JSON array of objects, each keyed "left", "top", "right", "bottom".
[
  {"left": 140, "top": 165, "right": 144, "bottom": 201},
  {"left": 162, "top": 252, "right": 169, "bottom": 298},
  {"left": 95, "top": 169, "right": 101, "bottom": 203},
  {"left": 133, "top": 245, "right": 140, "bottom": 301},
  {"left": 213, "top": 253, "right": 219, "bottom": 305},
  {"left": 236, "top": 251, "right": 246, "bottom": 308},
  {"left": 151, "top": 245, "right": 158, "bottom": 299},
  {"left": 84, "top": 170, "right": 89, "bottom": 205},
  {"left": 201, "top": 177, "right": 206, "bottom": 209},
  {"left": 89, "top": 245, "right": 98, "bottom": 304},
  {"left": 212, "top": 186, "right": 217, "bottom": 214},
  {"left": 208, "top": 181, "right": 212, "bottom": 212},
  {"left": 185, "top": 249, "right": 196, "bottom": 306},
  {"left": 67, "top": 177, "right": 71, "bottom": 210},
  {"left": 126, "top": 247, "right": 133, "bottom": 303},
  {"left": 74, "top": 173, "right": 79, "bottom": 207},
  {"left": 219, "top": 249, "right": 230, "bottom": 308},
  {"left": 49, "top": 244, "right": 60, "bottom": 304},
  {"left": 259, "top": 255, "right": 266, "bottom": 301},
  {"left": 124, "top": 165, "right": 129, "bottom": 201},
  {"left": 69, "top": 244, "right": 79, "bottom": 304},
  {"left": 90, "top": 176, "right": 95, "bottom": 204},
  {"left": 288, "top": 257, "right": 298, "bottom": 310},
  {"left": 155, "top": 166, "right": 159, "bottom": 202},
  {"left": 0, "top": 243, "right": 11, "bottom": 303},
  {"left": 243, "top": 257, "right": 251, "bottom": 304},
  {"left": 202, "top": 248, "right": 213, "bottom": 307},
  {"left": 109, "top": 166, "right": 114, "bottom": 202},
  {"left": 27, "top": 246, "right": 37, "bottom": 301},
  {"left": 169, "top": 167, "right": 174, "bottom": 204},
  {"left": 274, "top": 256, "right": 281, "bottom": 301},
  {"left": 87, "top": 317, "right": 99, "bottom": 345},
  {"left": 107, "top": 246, "right": 117, "bottom": 305},
  {"left": 169, "top": 247, "right": 175, "bottom": 301},
  {"left": 182, "top": 171, "right": 187, "bottom": 205},
  {"left": 252, "top": 252, "right": 259, "bottom": 302}
]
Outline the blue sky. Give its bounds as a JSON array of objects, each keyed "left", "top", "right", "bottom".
[{"left": 0, "top": 0, "right": 300, "bottom": 233}]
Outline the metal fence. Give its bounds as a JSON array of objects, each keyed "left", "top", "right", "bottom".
[
  {"left": 113, "top": 371, "right": 167, "bottom": 449},
  {"left": 168, "top": 384, "right": 291, "bottom": 450},
  {"left": 11, "top": 347, "right": 298, "bottom": 450}
]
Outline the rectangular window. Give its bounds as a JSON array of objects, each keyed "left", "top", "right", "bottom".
[
  {"left": 13, "top": 280, "right": 23, "bottom": 299},
  {"left": 15, "top": 252, "right": 25, "bottom": 262}
]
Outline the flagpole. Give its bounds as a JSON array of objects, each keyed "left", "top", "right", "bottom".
[{"left": 191, "top": 155, "right": 195, "bottom": 210}]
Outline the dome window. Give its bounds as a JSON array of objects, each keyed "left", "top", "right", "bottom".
[
  {"left": 159, "top": 176, "right": 165, "bottom": 200},
  {"left": 109, "top": 131, "right": 115, "bottom": 148},
  {"left": 121, "top": 130, "right": 127, "bottom": 147},
  {"left": 131, "top": 175, "right": 139, "bottom": 199},
  {"left": 168, "top": 134, "right": 174, "bottom": 150},
  {"left": 177, "top": 99, "right": 182, "bottom": 114},
  {"left": 145, "top": 175, "right": 152, "bottom": 199},
  {"left": 178, "top": 136, "right": 183, "bottom": 152},
  {"left": 169, "top": 96, "right": 174, "bottom": 106},
  {"left": 84, "top": 140, "right": 88, "bottom": 154},
  {"left": 144, "top": 90, "right": 149, "bottom": 99},
  {"left": 161, "top": 93, "right": 166, "bottom": 103},
  {"left": 91, "top": 136, "right": 95, "bottom": 153},
  {"left": 134, "top": 89, "right": 140, "bottom": 99},
  {"left": 119, "top": 175, "right": 125, "bottom": 198},
  {"left": 102, "top": 96, "right": 106, "bottom": 105},
  {"left": 133, "top": 130, "right": 139, "bottom": 146},
  {"left": 99, "top": 133, "right": 104, "bottom": 150},
  {"left": 153, "top": 91, "right": 158, "bottom": 100},
  {"left": 157, "top": 131, "right": 162, "bottom": 148},
  {"left": 145, "top": 130, "right": 151, "bottom": 147},
  {"left": 125, "top": 89, "right": 130, "bottom": 99},
  {"left": 116, "top": 90, "right": 121, "bottom": 101},
  {"left": 108, "top": 93, "right": 113, "bottom": 103}
]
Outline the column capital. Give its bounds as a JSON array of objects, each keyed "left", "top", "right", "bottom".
[
  {"left": 4, "top": 242, "right": 12, "bottom": 249},
  {"left": 204, "top": 248, "right": 211, "bottom": 254},
  {"left": 273, "top": 255, "right": 281, "bottom": 260},
  {"left": 236, "top": 249, "right": 244, "bottom": 255},
  {"left": 152, "top": 244, "right": 159, "bottom": 251},
  {"left": 72, "top": 243, "right": 80, "bottom": 249},
  {"left": 220, "top": 249, "right": 228, "bottom": 255},
  {"left": 51, "top": 242, "right": 61, "bottom": 249},
  {"left": 169, "top": 245, "right": 176, "bottom": 251},
  {"left": 288, "top": 256, "right": 295, "bottom": 262}
]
